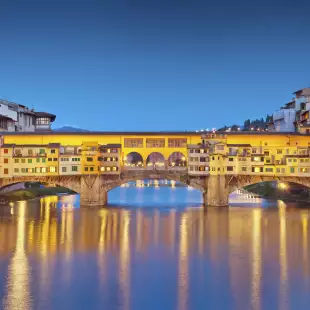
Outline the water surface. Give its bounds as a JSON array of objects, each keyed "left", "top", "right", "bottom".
[{"left": 0, "top": 187, "right": 310, "bottom": 310}]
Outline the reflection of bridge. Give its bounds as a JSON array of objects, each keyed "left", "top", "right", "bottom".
[{"left": 2, "top": 131, "right": 310, "bottom": 206}]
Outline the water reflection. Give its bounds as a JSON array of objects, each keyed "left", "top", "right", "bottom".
[{"left": 0, "top": 194, "right": 310, "bottom": 309}]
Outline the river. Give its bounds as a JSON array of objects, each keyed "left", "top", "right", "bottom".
[{"left": 0, "top": 186, "right": 310, "bottom": 310}]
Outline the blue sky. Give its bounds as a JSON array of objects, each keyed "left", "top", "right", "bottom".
[{"left": 0, "top": 0, "right": 309, "bottom": 131}]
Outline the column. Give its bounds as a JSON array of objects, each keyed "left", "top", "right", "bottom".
[
  {"left": 204, "top": 175, "right": 229, "bottom": 207},
  {"left": 80, "top": 175, "right": 107, "bottom": 206}
]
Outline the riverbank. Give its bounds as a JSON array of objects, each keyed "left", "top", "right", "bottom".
[
  {"left": 244, "top": 183, "right": 310, "bottom": 203},
  {"left": 0, "top": 186, "right": 76, "bottom": 202}
]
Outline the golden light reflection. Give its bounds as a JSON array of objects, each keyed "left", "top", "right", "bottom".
[
  {"left": 279, "top": 202, "right": 288, "bottom": 310},
  {"left": 119, "top": 211, "right": 131, "bottom": 310},
  {"left": 3, "top": 201, "right": 32, "bottom": 310},
  {"left": 251, "top": 209, "right": 262, "bottom": 310},
  {"left": 178, "top": 214, "right": 188, "bottom": 310}
]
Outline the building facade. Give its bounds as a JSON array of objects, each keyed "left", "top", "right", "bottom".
[{"left": 0, "top": 99, "right": 56, "bottom": 132}]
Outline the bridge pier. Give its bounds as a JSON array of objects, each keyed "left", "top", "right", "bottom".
[
  {"left": 80, "top": 175, "right": 107, "bottom": 207},
  {"left": 204, "top": 175, "right": 229, "bottom": 207}
]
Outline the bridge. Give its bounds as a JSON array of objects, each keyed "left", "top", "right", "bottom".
[{"left": 1, "top": 131, "right": 310, "bottom": 206}]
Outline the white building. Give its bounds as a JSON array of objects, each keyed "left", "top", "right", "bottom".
[
  {"left": 0, "top": 99, "right": 56, "bottom": 132},
  {"left": 270, "top": 87, "right": 310, "bottom": 133}
]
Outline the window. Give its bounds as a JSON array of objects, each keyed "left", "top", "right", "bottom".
[
  {"left": 49, "top": 167, "right": 56, "bottom": 173},
  {"left": 21, "top": 168, "right": 27, "bottom": 173},
  {"left": 48, "top": 158, "right": 52, "bottom": 161},
  {"left": 36, "top": 158, "right": 40, "bottom": 163},
  {"left": 14, "top": 168, "right": 19, "bottom": 173},
  {"left": 216, "top": 145, "right": 224, "bottom": 151},
  {"left": 4, "top": 168, "right": 8, "bottom": 174},
  {"left": 3, "top": 149, "right": 8, "bottom": 154},
  {"left": 277, "top": 149, "right": 282, "bottom": 154},
  {"left": 228, "top": 158, "right": 234, "bottom": 162},
  {"left": 84, "top": 167, "right": 88, "bottom": 172},
  {"left": 41, "top": 167, "right": 46, "bottom": 173},
  {"left": 42, "top": 158, "right": 46, "bottom": 163},
  {"left": 100, "top": 167, "right": 106, "bottom": 172},
  {"left": 50, "top": 149, "right": 56, "bottom": 154},
  {"left": 21, "top": 159, "right": 26, "bottom": 163},
  {"left": 200, "top": 157, "right": 206, "bottom": 162},
  {"left": 28, "top": 149, "right": 33, "bottom": 156},
  {"left": 87, "top": 157, "right": 93, "bottom": 162},
  {"left": 90, "top": 167, "right": 94, "bottom": 171},
  {"left": 265, "top": 168, "right": 273, "bottom": 172},
  {"left": 200, "top": 149, "right": 205, "bottom": 154},
  {"left": 124, "top": 138, "right": 143, "bottom": 148},
  {"left": 189, "top": 166, "right": 194, "bottom": 171},
  {"left": 14, "top": 159, "right": 19, "bottom": 163},
  {"left": 36, "top": 117, "right": 50, "bottom": 125},
  {"left": 146, "top": 139, "right": 165, "bottom": 148},
  {"left": 39, "top": 149, "right": 45, "bottom": 154},
  {"left": 300, "top": 159, "right": 304, "bottom": 163},
  {"left": 252, "top": 167, "right": 263, "bottom": 173},
  {"left": 227, "top": 166, "right": 234, "bottom": 171},
  {"left": 290, "top": 167, "right": 295, "bottom": 173},
  {"left": 53, "top": 158, "right": 57, "bottom": 161},
  {"left": 4, "top": 158, "right": 8, "bottom": 163},
  {"left": 28, "top": 159, "right": 32, "bottom": 163},
  {"left": 62, "top": 167, "right": 67, "bottom": 173},
  {"left": 264, "top": 151, "right": 270, "bottom": 156},
  {"left": 72, "top": 166, "right": 78, "bottom": 172},
  {"left": 168, "top": 138, "right": 187, "bottom": 148},
  {"left": 300, "top": 168, "right": 309, "bottom": 173},
  {"left": 241, "top": 167, "right": 247, "bottom": 172},
  {"left": 252, "top": 148, "right": 257, "bottom": 154},
  {"left": 288, "top": 159, "right": 292, "bottom": 163},
  {"left": 36, "top": 167, "right": 40, "bottom": 173}
]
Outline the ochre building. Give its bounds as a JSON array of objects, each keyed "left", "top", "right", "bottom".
[{"left": 1, "top": 131, "right": 310, "bottom": 207}]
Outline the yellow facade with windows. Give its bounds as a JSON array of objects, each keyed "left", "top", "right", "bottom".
[{"left": 1, "top": 131, "right": 310, "bottom": 179}]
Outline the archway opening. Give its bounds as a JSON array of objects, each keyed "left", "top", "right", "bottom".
[
  {"left": 0, "top": 181, "right": 77, "bottom": 203},
  {"left": 124, "top": 152, "right": 144, "bottom": 168},
  {"left": 229, "top": 181, "right": 310, "bottom": 205},
  {"left": 108, "top": 178, "right": 202, "bottom": 207},
  {"left": 168, "top": 152, "right": 187, "bottom": 167},
  {"left": 146, "top": 152, "right": 165, "bottom": 169}
]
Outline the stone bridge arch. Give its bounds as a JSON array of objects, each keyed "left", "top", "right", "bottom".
[
  {"left": 102, "top": 171, "right": 206, "bottom": 193},
  {"left": 0, "top": 176, "right": 81, "bottom": 194},
  {"left": 226, "top": 175, "right": 310, "bottom": 194}
]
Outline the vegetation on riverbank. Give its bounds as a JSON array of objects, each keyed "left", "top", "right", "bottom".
[
  {"left": 244, "top": 182, "right": 310, "bottom": 203},
  {"left": 0, "top": 186, "right": 76, "bottom": 202}
]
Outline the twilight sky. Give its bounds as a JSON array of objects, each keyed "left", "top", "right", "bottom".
[{"left": 0, "top": 0, "right": 309, "bottom": 131}]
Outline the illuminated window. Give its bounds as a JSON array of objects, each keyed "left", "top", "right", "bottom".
[
  {"left": 300, "top": 168, "right": 309, "bottom": 173},
  {"left": 112, "top": 167, "right": 118, "bottom": 171},
  {"left": 49, "top": 167, "right": 56, "bottom": 173},
  {"left": 100, "top": 167, "right": 106, "bottom": 172},
  {"left": 106, "top": 167, "right": 111, "bottom": 171},
  {"left": 36, "top": 167, "right": 40, "bottom": 173},
  {"left": 41, "top": 167, "right": 46, "bottom": 173}
]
